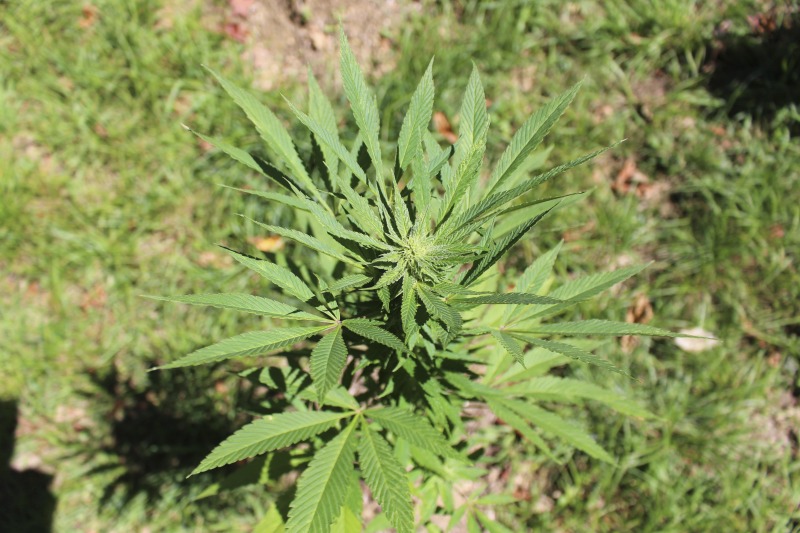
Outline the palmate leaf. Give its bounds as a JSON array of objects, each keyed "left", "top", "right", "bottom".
[
  {"left": 440, "top": 139, "right": 486, "bottom": 222},
  {"left": 310, "top": 325, "right": 348, "bottom": 403},
  {"left": 358, "top": 423, "right": 415, "bottom": 533},
  {"left": 366, "top": 407, "right": 461, "bottom": 460},
  {"left": 513, "top": 336, "right": 624, "bottom": 375},
  {"left": 505, "top": 376, "right": 653, "bottom": 419},
  {"left": 401, "top": 275, "right": 418, "bottom": 343},
  {"left": 287, "top": 420, "right": 358, "bottom": 533},
  {"left": 339, "top": 29, "right": 384, "bottom": 179},
  {"left": 461, "top": 207, "right": 554, "bottom": 287},
  {"left": 144, "top": 293, "right": 328, "bottom": 322},
  {"left": 447, "top": 144, "right": 618, "bottom": 233},
  {"left": 499, "top": 397, "right": 615, "bottom": 464},
  {"left": 397, "top": 58, "right": 435, "bottom": 170},
  {"left": 453, "top": 64, "right": 488, "bottom": 169},
  {"left": 191, "top": 411, "right": 351, "bottom": 475},
  {"left": 342, "top": 319, "right": 409, "bottom": 354},
  {"left": 254, "top": 505, "right": 285, "bottom": 533},
  {"left": 284, "top": 98, "right": 369, "bottom": 185},
  {"left": 417, "top": 286, "right": 462, "bottom": 333},
  {"left": 514, "top": 263, "right": 650, "bottom": 322},
  {"left": 452, "top": 292, "right": 562, "bottom": 306},
  {"left": 307, "top": 69, "right": 340, "bottom": 185},
  {"left": 330, "top": 470, "right": 363, "bottom": 533},
  {"left": 159, "top": 325, "right": 331, "bottom": 369},
  {"left": 487, "top": 82, "right": 581, "bottom": 194},
  {"left": 302, "top": 199, "right": 390, "bottom": 251},
  {"left": 225, "top": 248, "right": 315, "bottom": 302},
  {"left": 326, "top": 274, "right": 371, "bottom": 293},
  {"left": 248, "top": 219, "right": 362, "bottom": 268},
  {"left": 503, "top": 241, "right": 563, "bottom": 322},
  {"left": 521, "top": 319, "right": 685, "bottom": 337},
  {"left": 185, "top": 128, "right": 268, "bottom": 180},
  {"left": 206, "top": 67, "right": 323, "bottom": 203},
  {"left": 222, "top": 185, "right": 309, "bottom": 211},
  {"left": 490, "top": 330, "right": 525, "bottom": 366},
  {"left": 485, "top": 399, "right": 554, "bottom": 459}
]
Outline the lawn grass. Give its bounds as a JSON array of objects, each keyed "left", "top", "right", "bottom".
[{"left": 1, "top": 0, "right": 798, "bottom": 531}]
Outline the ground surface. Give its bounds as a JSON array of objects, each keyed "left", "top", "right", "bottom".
[{"left": 1, "top": 0, "right": 799, "bottom": 531}]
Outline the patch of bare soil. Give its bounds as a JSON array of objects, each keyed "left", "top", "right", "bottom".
[{"left": 233, "top": 0, "right": 419, "bottom": 90}]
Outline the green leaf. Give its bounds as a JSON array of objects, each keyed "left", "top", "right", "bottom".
[
  {"left": 448, "top": 144, "right": 618, "bottom": 231},
  {"left": 284, "top": 98, "right": 369, "bottom": 185},
  {"left": 505, "top": 376, "right": 653, "bottom": 419},
  {"left": 287, "top": 420, "right": 358, "bottom": 533},
  {"left": 476, "top": 510, "right": 515, "bottom": 533},
  {"left": 454, "top": 64, "right": 488, "bottom": 166},
  {"left": 144, "top": 293, "right": 328, "bottom": 322},
  {"left": 366, "top": 407, "right": 461, "bottom": 460},
  {"left": 192, "top": 411, "right": 351, "bottom": 475},
  {"left": 327, "top": 274, "right": 371, "bottom": 293},
  {"left": 254, "top": 505, "right": 286, "bottom": 533},
  {"left": 486, "top": 399, "right": 555, "bottom": 460},
  {"left": 521, "top": 319, "right": 682, "bottom": 337},
  {"left": 440, "top": 138, "right": 486, "bottom": 222},
  {"left": 206, "top": 67, "right": 322, "bottom": 201},
  {"left": 186, "top": 128, "right": 268, "bottom": 180},
  {"left": 515, "top": 264, "right": 649, "bottom": 322},
  {"left": 490, "top": 330, "right": 525, "bottom": 366},
  {"left": 308, "top": 69, "right": 340, "bottom": 186},
  {"left": 487, "top": 400, "right": 556, "bottom": 460},
  {"left": 330, "top": 470, "right": 363, "bottom": 533},
  {"left": 342, "top": 319, "right": 409, "bottom": 354},
  {"left": 222, "top": 185, "right": 309, "bottom": 211},
  {"left": 358, "top": 424, "right": 415, "bottom": 533},
  {"left": 401, "top": 276, "right": 418, "bottom": 343},
  {"left": 503, "top": 241, "right": 563, "bottom": 322},
  {"left": 499, "top": 398, "right": 615, "bottom": 464},
  {"left": 461, "top": 207, "right": 553, "bottom": 287},
  {"left": 339, "top": 29, "right": 383, "bottom": 179},
  {"left": 159, "top": 326, "right": 330, "bottom": 369},
  {"left": 487, "top": 82, "right": 581, "bottom": 194},
  {"left": 514, "top": 336, "right": 623, "bottom": 375},
  {"left": 248, "top": 219, "right": 362, "bottom": 267},
  {"left": 303, "top": 199, "right": 390, "bottom": 251},
  {"left": 398, "top": 58, "right": 435, "bottom": 170},
  {"left": 225, "top": 248, "right": 316, "bottom": 302},
  {"left": 452, "top": 292, "right": 562, "bottom": 306},
  {"left": 311, "top": 326, "right": 348, "bottom": 403},
  {"left": 418, "top": 286, "right": 462, "bottom": 333}
]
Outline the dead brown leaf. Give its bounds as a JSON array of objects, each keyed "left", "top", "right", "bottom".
[
  {"left": 621, "top": 293, "right": 653, "bottom": 352},
  {"left": 612, "top": 157, "right": 650, "bottom": 196},
  {"left": 433, "top": 111, "right": 458, "bottom": 144},
  {"left": 79, "top": 4, "right": 98, "bottom": 29},
  {"left": 249, "top": 235, "right": 285, "bottom": 253}
]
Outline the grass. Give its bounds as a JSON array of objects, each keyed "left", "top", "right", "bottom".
[{"left": 1, "top": 0, "right": 798, "bottom": 531}]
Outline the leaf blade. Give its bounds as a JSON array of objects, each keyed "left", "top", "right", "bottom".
[
  {"left": 159, "top": 326, "right": 330, "bottom": 369},
  {"left": 287, "top": 420, "right": 359, "bottom": 533},
  {"left": 192, "top": 411, "right": 350, "bottom": 475},
  {"left": 358, "top": 424, "right": 415, "bottom": 533},
  {"left": 310, "top": 326, "right": 348, "bottom": 403}
]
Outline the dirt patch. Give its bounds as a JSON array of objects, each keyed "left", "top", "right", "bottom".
[{"left": 235, "top": 0, "right": 419, "bottom": 90}]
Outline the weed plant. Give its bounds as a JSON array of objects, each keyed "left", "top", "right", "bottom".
[{"left": 155, "top": 29, "right": 686, "bottom": 532}]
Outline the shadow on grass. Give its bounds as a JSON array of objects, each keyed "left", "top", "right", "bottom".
[
  {"left": 77, "top": 363, "right": 248, "bottom": 509},
  {"left": 0, "top": 399, "right": 56, "bottom": 533},
  {"left": 705, "top": 10, "right": 799, "bottom": 128}
]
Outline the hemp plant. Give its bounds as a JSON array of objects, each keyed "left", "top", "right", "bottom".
[{"left": 151, "top": 30, "right": 683, "bottom": 532}]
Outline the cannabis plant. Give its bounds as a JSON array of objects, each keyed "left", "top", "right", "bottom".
[{"left": 152, "top": 30, "right": 682, "bottom": 532}]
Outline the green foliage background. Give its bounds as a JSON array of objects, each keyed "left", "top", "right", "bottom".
[{"left": 1, "top": 0, "right": 798, "bottom": 531}]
